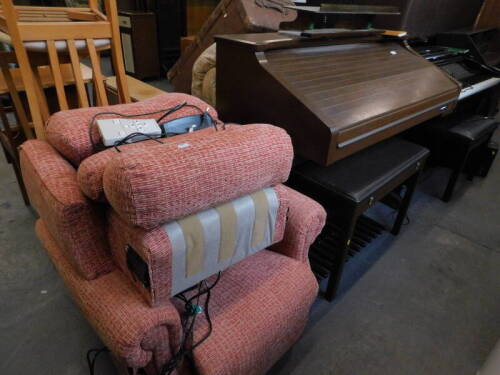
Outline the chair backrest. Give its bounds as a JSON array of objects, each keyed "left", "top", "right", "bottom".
[
  {"left": 0, "top": 0, "right": 130, "bottom": 139},
  {"left": 101, "top": 123, "right": 295, "bottom": 306}
]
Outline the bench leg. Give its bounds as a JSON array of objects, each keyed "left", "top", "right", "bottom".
[
  {"left": 442, "top": 148, "right": 470, "bottom": 202},
  {"left": 325, "top": 213, "right": 357, "bottom": 301},
  {"left": 392, "top": 172, "right": 420, "bottom": 235}
]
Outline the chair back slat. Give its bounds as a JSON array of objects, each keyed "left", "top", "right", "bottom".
[
  {"left": 105, "top": 0, "right": 130, "bottom": 104},
  {"left": 88, "top": 0, "right": 99, "bottom": 11},
  {"left": 86, "top": 38, "right": 108, "bottom": 106},
  {"left": 46, "top": 40, "right": 69, "bottom": 110},
  {"left": 67, "top": 39, "right": 89, "bottom": 108},
  {"left": 0, "top": 53, "right": 34, "bottom": 139},
  {"left": 0, "top": 0, "right": 46, "bottom": 139},
  {"left": 32, "top": 67, "right": 51, "bottom": 122},
  {"left": 0, "top": 0, "right": 131, "bottom": 139}
]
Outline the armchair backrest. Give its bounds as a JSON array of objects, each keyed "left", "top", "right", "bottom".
[{"left": 104, "top": 123, "right": 294, "bottom": 306}]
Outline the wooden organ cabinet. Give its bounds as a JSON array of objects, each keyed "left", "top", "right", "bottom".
[{"left": 118, "top": 11, "right": 160, "bottom": 79}]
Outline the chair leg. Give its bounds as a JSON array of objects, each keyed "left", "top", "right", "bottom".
[
  {"left": 442, "top": 148, "right": 470, "bottom": 202},
  {"left": 325, "top": 214, "right": 357, "bottom": 301},
  {"left": 11, "top": 161, "right": 30, "bottom": 206},
  {"left": 1, "top": 141, "right": 12, "bottom": 164}
]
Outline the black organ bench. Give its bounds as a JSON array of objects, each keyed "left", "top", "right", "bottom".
[{"left": 289, "top": 138, "right": 430, "bottom": 301}]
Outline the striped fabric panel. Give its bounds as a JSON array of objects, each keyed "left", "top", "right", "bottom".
[{"left": 164, "top": 188, "right": 279, "bottom": 296}]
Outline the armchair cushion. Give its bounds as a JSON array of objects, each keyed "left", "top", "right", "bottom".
[
  {"left": 103, "top": 124, "right": 293, "bottom": 230},
  {"left": 186, "top": 249, "right": 318, "bottom": 375},
  {"left": 45, "top": 93, "right": 218, "bottom": 166},
  {"left": 270, "top": 185, "right": 327, "bottom": 263},
  {"left": 107, "top": 185, "right": 289, "bottom": 307},
  {"left": 20, "top": 140, "right": 114, "bottom": 279},
  {"left": 78, "top": 126, "right": 225, "bottom": 202}
]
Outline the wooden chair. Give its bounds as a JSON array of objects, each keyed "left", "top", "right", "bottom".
[
  {"left": 0, "top": 48, "right": 94, "bottom": 205},
  {"left": 0, "top": 0, "right": 131, "bottom": 139}
]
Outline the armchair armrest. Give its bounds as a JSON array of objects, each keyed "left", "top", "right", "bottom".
[
  {"left": 271, "top": 185, "right": 326, "bottom": 263},
  {"left": 20, "top": 140, "right": 113, "bottom": 279},
  {"left": 36, "top": 220, "right": 182, "bottom": 371}
]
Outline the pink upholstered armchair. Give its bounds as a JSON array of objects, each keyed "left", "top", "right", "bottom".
[{"left": 20, "top": 93, "right": 326, "bottom": 375}]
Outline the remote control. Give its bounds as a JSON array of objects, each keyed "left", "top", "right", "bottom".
[{"left": 96, "top": 118, "right": 162, "bottom": 146}]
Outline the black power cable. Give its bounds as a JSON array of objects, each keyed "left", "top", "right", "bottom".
[
  {"left": 160, "top": 272, "right": 222, "bottom": 375},
  {"left": 113, "top": 132, "right": 164, "bottom": 152},
  {"left": 87, "top": 102, "right": 222, "bottom": 152},
  {"left": 88, "top": 105, "right": 185, "bottom": 152}
]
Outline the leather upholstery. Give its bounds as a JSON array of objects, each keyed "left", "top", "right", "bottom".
[
  {"left": 448, "top": 116, "right": 499, "bottom": 142},
  {"left": 293, "top": 138, "right": 430, "bottom": 203}
]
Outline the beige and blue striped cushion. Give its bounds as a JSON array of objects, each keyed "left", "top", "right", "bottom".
[{"left": 164, "top": 188, "right": 279, "bottom": 296}]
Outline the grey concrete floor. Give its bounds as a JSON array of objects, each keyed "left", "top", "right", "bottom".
[{"left": 0, "top": 130, "right": 499, "bottom": 375}]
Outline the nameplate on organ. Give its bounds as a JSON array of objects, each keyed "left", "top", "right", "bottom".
[{"left": 215, "top": 32, "right": 461, "bottom": 165}]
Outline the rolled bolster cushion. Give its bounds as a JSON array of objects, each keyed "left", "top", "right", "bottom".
[
  {"left": 45, "top": 92, "right": 218, "bottom": 166},
  {"left": 78, "top": 126, "right": 226, "bottom": 202},
  {"left": 103, "top": 124, "right": 294, "bottom": 230}
]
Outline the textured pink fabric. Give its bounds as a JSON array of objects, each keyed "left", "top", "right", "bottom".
[
  {"left": 45, "top": 93, "right": 218, "bottom": 166},
  {"left": 270, "top": 185, "right": 327, "bottom": 263},
  {"left": 20, "top": 140, "right": 114, "bottom": 280},
  {"left": 107, "top": 212, "right": 173, "bottom": 308},
  {"left": 35, "top": 220, "right": 182, "bottom": 371},
  {"left": 107, "top": 185, "right": 289, "bottom": 307},
  {"left": 184, "top": 250, "right": 318, "bottom": 375},
  {"left": 78, "top": 126, "right": 228, "bottom": 202},
  {"left": 103, "top": 124, "right": 294, "bottom": 229}
]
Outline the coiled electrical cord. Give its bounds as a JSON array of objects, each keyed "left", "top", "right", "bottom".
[{"left": 161, "top": 272, "right": 221, "bottom": 375}]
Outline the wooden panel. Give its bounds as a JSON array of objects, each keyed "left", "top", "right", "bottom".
[
  {"left": 216, "top": 33, "right": 460, "bottom": 165},
  {"left": 168, "top": 0, "right": 298, "bottom": 93},
  {"left": 18, "top": 22, "right": 111, "bottom": 41},
  {"left": 186, "top": 0, "right": 219, "bottom": 36},
  {"left": 475, "top": 0, "right": 500, "bottom": 29},
  {"left": 105, "top": 75, "right": 167, "bottom": 103},
  {"left": 263, "top": 41, "right": 458, "bottom": 137},
  {"left": 0, "top": 63, "right": 93, "bottom": 93}
]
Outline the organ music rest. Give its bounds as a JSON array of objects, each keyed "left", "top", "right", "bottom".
[{"left": 215, "top": 33, "right": 461, "bottom": 165}]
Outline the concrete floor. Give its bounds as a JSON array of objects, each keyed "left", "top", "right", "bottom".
[{"left": 0, "top": 129, "right": 499, "bottom": 375}]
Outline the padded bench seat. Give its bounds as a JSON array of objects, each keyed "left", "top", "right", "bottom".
[
  {"left": 448, "top": 117, "right": 498, "bottom": 142},
  {"left": 289, "top": 137, "right": 430, "bottom": 300},
  {"left": 293, "top": 138, "right": 430, "bottom": 204},
  {"left": 443, "top": 116, "right": 498, "bottom": 201}
]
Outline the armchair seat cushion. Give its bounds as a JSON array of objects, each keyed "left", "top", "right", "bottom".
[{"left": 188, "top": 250, "right": 318, "bottom": 375}]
